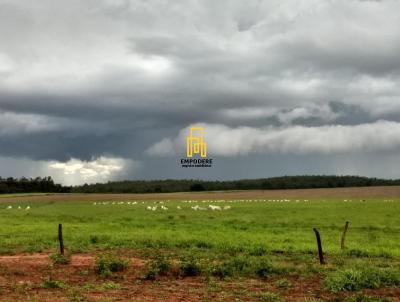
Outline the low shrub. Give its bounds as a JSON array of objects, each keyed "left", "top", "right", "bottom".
[
  {"left": 325, "top": 267, "right": 400, "bottom": 292},
  {"left": 41, "top": 279, "right": 67, "bottom": 289},
  {"left": 254, "top": 258, "right": 286, "bottom": 278},
  {"left": 144, "top": 255, "right": 172, "bottom": 280},
  {"left": 50, "top": 253, "right": 71, "bottom": 265},
  {"left": 254, "top": 291, "right": 285, "bottom": 302},
  {"left": 275, "top": 278, "right": 292, "bottom": 289},
  {"left": 343, "top": 293, "right": 394, "bottom": 302},
  {"left": 100, "top": 281, "right": 121, "bottom": 290},
  {"left": 211, "top": 262, "right": 235, "bottom": 279},
  {"left": 180, "top": 256, "right": 202, "bottom": 277},
  {"left": 95, "top": 254, "right": 129, "bottom": 277}
]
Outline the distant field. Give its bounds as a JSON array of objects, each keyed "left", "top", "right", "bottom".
[
  {"left": 0, "top": 192, "right": 55, "bottom": 198},
  {"left": 2, "top": 185, "right": 400, "bottom": 203},
  {"left": 0, "top": 188, "right": 399, "bottom": 301}
]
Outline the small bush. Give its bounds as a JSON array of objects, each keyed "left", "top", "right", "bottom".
[
  {"left": 325, "top": 267, "right": 400, "bottom": 292},
  {"left": 41, "top": 279, "right": 67, "bottom": 289},
  {"left": 100, "top": 281, "right": 121, "bottom": 290},
  {"left": 211, "top": 262, "right": 234, "bottom": 279},
  {"left": 211, "top": 256, "right": 252, "bottom": 279},
  {"left": 89, "top": 235, "right": 99, "bottom": 244},
  {"left": 275, "top": 278, "right": 292, "bottom": 289},
  {"left": 343, "top": 293, "right": 394, "bottom": 302},
  {"left": 180, "top": 256, "right": 201, "bottom": 277},
  {"left": 95, "top": 254, "right": 129, "bottom": 277},
  {"left": 144, "top": 255, "right": 172, "bottom": 280},
  {"left": 50, "top": 253, "right": 71, "bottom": 265},
  {"left": 254, "top": 259, "right": 285, "bottom": 278},
  {"left": 254, "top": 292, "right": 285, "bottom": 302}
]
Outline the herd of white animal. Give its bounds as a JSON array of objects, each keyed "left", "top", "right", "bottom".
[
  {"left": 3, "top": 198, "right": 396, "bottom": 211},
  {"left": 88, "top": 198, "right": 316, "bottom": 212},
  {"left": 5, "top": 205, "right": 30, "bottom": 210},
  {"left": 91, "top": 200, "right": 233, "bottom": 211}
]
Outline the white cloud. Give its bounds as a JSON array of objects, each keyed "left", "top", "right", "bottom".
[
  {"left": 147, "top": 121, "right": 400, "bottom": 157},
  {"left": 48, "top": 157, "right": 140, "bottom": 185},
  {"left": 0, "top": 156, "right": 140, "bottom": 186}
]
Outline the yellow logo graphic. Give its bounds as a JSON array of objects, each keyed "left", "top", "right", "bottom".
[{"left": 187, "top": 127, "right": 207, "bottom": 158}]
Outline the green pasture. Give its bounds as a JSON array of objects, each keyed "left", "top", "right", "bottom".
[{"left": 0, "top": 197, "right": 399, "bottom": 258}]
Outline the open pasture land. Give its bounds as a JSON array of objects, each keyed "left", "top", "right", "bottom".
[{"left": 0, "top": 187, "right": 400, "bottom": 301}]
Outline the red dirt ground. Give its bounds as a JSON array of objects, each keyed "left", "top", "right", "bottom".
[{"left": 0, "top": 253, "right": 399, "bottom": 302}]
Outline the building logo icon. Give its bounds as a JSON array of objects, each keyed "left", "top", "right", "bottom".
[{"left": 186, "top": 127, "right": 207, "bottom": 158}]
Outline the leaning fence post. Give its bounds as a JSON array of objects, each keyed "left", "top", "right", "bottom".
[
  {"left": 313, "top": 228, "right": 325, "bottom": 264},
  {"left": 58, "top": 223, "right": 64, "bottom": 255},
  {"left": 341, "top": 221, "right": 350, "bottom": 250}
]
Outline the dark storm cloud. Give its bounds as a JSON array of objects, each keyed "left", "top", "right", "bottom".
[{"left": 1, "top": 0, "right": 400, "bottom": 184}]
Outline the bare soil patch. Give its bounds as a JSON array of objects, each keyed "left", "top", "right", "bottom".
[{"left": 0, "top": 253, "right": 399, "bottom": 301}]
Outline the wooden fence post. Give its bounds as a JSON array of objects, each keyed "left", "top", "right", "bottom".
[
  {"left": 58, "top": 223, "right": 64, "bottom": 255},
  {"left": 341, "top": 221, "right": 350, "bottom": 250},
  {"left": 313, "top": 228, "right": 325, "bottom": 265}
]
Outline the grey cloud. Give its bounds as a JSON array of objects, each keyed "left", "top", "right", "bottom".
[{"left": 1, "top": 0, "right": 400, "bottom": 183}]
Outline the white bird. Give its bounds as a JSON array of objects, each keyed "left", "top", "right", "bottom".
[
  {"left": 177, "top": 206, "right": 181, "bottom": 210},
  {"left": 223, "top": 205, "right": 231, "bottom": 210},
  {"left": 25, "top": 206, "right": 30, "bottom": 210},
  {"left": 18, "top": 206, "right": 21, "bottom": 210},
  {"left": 6, "top": 206, "right": 12, "bottom": 209}
]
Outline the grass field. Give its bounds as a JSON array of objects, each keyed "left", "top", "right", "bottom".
[
  {"left": 1, "top": 197, "right": 400, "bottom": 256},
  {"left": 0, "top": 188, "right": 399, "bottom": 301}
]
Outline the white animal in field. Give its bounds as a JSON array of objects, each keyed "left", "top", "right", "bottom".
[
  {"left": 191, "top": 205, "right": 207, "bottom": 211},
  {"left": 223, "top": 206, "right": 231, "bottom": 210},
  {"left": 18, "top": 206, "right": 21, "bottom": 210},
  {"left": 6, "top": 206, "right": 12, "bottom": 209},
  {"left": 146, "top": 206, "right": 152, "bottom": 210},
  {"left": 25, "top": 206, "right": 30, "bottom": 210},
  {"left": 177, "top": 206, "right": 182, "bottom": 210},
  {"left": 161, "top": 205, "right": 168, "bottom": 210},
  {"left": 208, "top": 205, "right": 221, "bottom": 211}
]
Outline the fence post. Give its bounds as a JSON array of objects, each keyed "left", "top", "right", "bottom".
[
  {"left": 313, "top": 228, "right": 325, "bottom": 264},
  {"left": 341, "top": 221, "right": 350, "bottom": 250},
  {"left": 58, "top": 223, "right": 64, "bottom": 255}
]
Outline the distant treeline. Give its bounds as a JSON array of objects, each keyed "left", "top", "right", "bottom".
[
  {"left": 0, "top": 177, "right": 69, "bottom": 194},
  {"left": 1, "top": 175, "right": 400, "bottom": 194},
  {"left": 72, "top": 175, "right": 400, "bottom": 194}
]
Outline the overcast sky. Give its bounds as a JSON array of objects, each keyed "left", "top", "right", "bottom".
[{"left": 1, "top": 0, "right": 400, "bottom": 185}]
